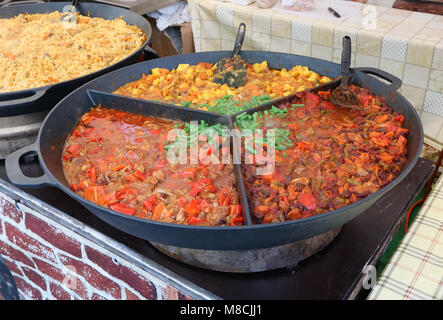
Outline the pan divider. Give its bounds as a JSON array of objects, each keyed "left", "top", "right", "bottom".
[
  {"left": 85, "top": 89, "right": 231, "bottom": 126},
  {"left": 230, "top": 79, "right": 339, "bottom": 118}
]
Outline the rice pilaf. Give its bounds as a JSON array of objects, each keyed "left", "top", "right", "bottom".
[{"left": 0, "top": 12, "right": 146, "bottom": 93}]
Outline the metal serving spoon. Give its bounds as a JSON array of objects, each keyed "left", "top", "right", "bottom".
[
  {"left": 213, "top": 23, "right": 247, "bottom": 88},
  {"left": 60, "top": 0, "right": 79, "bottom": 24},
  {"left": 330, "top": 36, "right": 362, "bottom": 110}
]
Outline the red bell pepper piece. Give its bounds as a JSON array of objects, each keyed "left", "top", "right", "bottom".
[
  {"left": 90, "top": 166, "right": 97, "bottom": 183},
  {"left": 82, "top": 127, "right": 94, "bottom": 136},
  {"left": 218, "top": 188, "right": 231, "bottom": 206},
  {"left": 392, "top": 115, "right": 404, "bottom": 123},
  {"left": 63, "top": 153, "right": 79, "bottom": 161},
  {"left": 88, "top": 146, "right": 101, "bottom": 155},
  {"left": 229, "top": 216, "right": 243, "bottom": 226},
  {"left": 186, "top": 216, "right": 205, "bottom": 225},
  {"left": 133, "top": 170, "right": 146, "bottom": 181},
  {"left": 98, "top": 192, "right": 118, "bottom": 206},
  {"left": 150, "top": 129, "right": 162, "bottom": 135},
  {"left": 143, "top": 195, "right": 157, "bottom": 212},
  {"left": 298, "top": 193, "right": 317, "bottom": 211},
  {"left": 110, "top": 203, "right": 136, "bottom": 216},
  {"left": 396, "top": 128, "right": 409, "bottom": 136},
  {"left": 84, "top": 186, "right": 105, "bottom": 203},
  {"left": 88, "top": 137, "right": 103, "bottom": 143},
  {"left": 143, "top": 199, "right": 154, "bottom": 211},
  {"left": 124, "top": 174, "right": 138, "bottom": 182},
  {"left": 184, "top": 199, "right": 201, "bottom": 216},
  {"left": 117, "top": 188, "right": 138, "bottom": 201},
  {"left": 230, "top": 204, "right": 242, "bottom": 218},
  {"left": 66, "top": 144, "right": 82, "bottom": 154}
]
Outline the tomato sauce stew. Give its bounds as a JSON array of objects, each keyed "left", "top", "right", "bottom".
[
  {"left": 239, "top": 85, "right": 408, "bottom": 224},
  {"left": 62, "top": 107, "right": 241, "bottom": 226}
]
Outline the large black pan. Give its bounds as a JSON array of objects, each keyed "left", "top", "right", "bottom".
[
  {"left": 5, "top": 51, "right": 423, "bottom": 250},
  {"left": 0, "top": 1, "right": 154, "bottom": 117}
]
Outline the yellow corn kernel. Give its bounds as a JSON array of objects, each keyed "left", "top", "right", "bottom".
[
  {"left": 152, "top": 78, "right": 160, "bottom": 86},
  {"left": 297, "top": 85, "right": 306, "bottom": 92}
]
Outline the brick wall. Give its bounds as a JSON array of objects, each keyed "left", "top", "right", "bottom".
[{"left": 0, "top": 191, "right": 195, "bottom": 300}]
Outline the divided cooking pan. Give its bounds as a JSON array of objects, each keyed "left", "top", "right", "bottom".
[
  {"left": 5, "top": 52, "right": 423, "bottom": 251},
  {"left": 0, "top": 1, "right": 154, "bottom": 117}
]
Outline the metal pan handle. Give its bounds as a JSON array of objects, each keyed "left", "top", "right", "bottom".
[
  {"left": 340, "top": 36, "right": 352, "bottom": 87},
  {"left": 232, "top": 23, "right": 246, "bottom": 57},
  {"left": 353, "top": 67, "right": 402, "bottom": 91},
  {"left": 5, "top": 143, "right": 55, "bottom": 188},
  {"left": 0, "top": 89, "right": 47, "bottom": 108}
]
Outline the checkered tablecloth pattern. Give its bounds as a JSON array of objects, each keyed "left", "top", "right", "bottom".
[{"left": 368, "top": 174, "right": 443, "bottom": 300}]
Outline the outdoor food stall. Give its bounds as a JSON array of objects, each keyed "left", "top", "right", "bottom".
[{"left": 0, "top": 0, "right": 441, "bottom": 301}]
